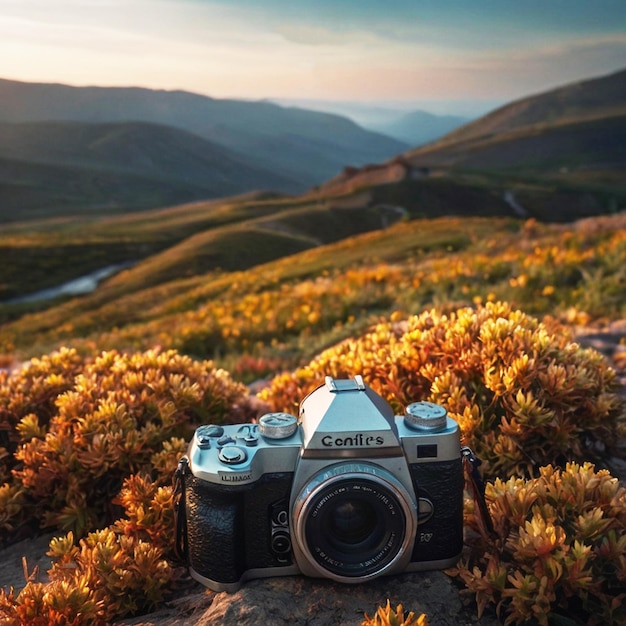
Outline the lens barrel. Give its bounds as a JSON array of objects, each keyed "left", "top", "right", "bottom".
[{"left": 293, "top": 463, "right": 417, "bottom": 582}]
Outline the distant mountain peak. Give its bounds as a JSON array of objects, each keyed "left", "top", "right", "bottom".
[{"left": 428, "top": 66, "right": 626, "bottom": 149}]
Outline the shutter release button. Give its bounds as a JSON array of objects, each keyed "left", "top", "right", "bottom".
[{"left": 218, "top": 446, "right": 247, "bottom": 465}]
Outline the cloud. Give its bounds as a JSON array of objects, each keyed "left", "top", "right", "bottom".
[
  {"left": 442, "top": 33, "right": 626, "bottom": 98},
  {"left": 1, "top": 0, "right": 624, "bottom": 104},
  {"left": 274, "top": 22, "right": 360, "bottom": 46}
]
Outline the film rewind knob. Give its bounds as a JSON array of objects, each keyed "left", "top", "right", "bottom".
[
  {"left": 404, "top": 401, "right": 447, "bottom": 431},
  {"left": 258, "top": 412, "right": 298, "bottom": 439}
]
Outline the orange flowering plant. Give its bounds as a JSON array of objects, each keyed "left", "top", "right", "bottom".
[
  {"left": 0, "top": 347, "right": 256, "bottom": 623},
  {"left": 459, "top": 462, "right": 626, "bottom": 625},
  {"left": 261, "top": 302, "right": 624, "bottom": 480},
  {"left": 0, "top": 347, "right": 254, "bottom": 538},
  {"left": 362, "top": 600, "right": 429, "bottom": 626}
]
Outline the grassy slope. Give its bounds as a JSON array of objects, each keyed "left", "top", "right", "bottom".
[
  {"left": 0, "top": 192, "right": 305, "bottom": 299},
  {"left": 1, "top": 165, "right": 624, "bottom": 307},
  {"left": 0, "top": 179, "right": 511, "bottom": 302},
  {"left": 421, "top": 67, "right": 626, "bottom": 148},
  {"left": 2, "top": 211, "right": 625, "bottom": 378},
  {"left": 0, "top": 215, "right": 505, "bottom": 355},
  {"left": 406, "top": 112, "right": 626, "bottom": 175}
]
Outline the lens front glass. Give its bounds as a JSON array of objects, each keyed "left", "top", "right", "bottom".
[
  {"left": 328, "top": 497, "right": 376, "bottom": 546},
  {"left": 303, "top": 478, "right": 407, "bottom": 578}
]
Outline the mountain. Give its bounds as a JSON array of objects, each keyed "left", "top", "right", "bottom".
[
  {"left": 402, "top": 67, "right": 626, "bottom": 176},
  {"left": 271, "top": 98, "right": 473, "bottom": 146},
  {"left": 429, "top": 67, "right": 626, "bottom": 147},
  {"left": 0, "top": 121, "right": 301, "bottom": 220},
  {"left": 0, "top": 78, "right": 407, "bottom": 195},
  {"left": 315, "top": 68, "right": 625, "bottom": 221},
  {"left": 367, "top": 110, "right": 470, "bottom": 146}
]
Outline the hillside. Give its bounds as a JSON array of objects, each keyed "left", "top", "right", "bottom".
[
  {"left": 1, "top": 211, "right": 625, "bottom": 371},
  {"left": 0, "top": 121, "right": 300, "bottom": 221},
  {"left": 2, "top": 160, "right": 625, "bottom": 307},
  {"left": 5, "top": 167, "right": 604, "bottom": 306},
  {"left": 428, "top": 67, "right": 626, "bottom": 147},
  {"left": 403, "top": 67, "right": 626, "bottom": 177},
  {"left": 1, "top": 66, "right": 625, "bottom": 347},
  {"left": 406, "top": 112, "right": 626, "bottom": 175},
  {"left": 0, "top": 78, "right": 407, "bottom": 196}
]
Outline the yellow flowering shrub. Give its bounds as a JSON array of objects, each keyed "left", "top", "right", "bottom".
[
  {"left": 0, "top": 348, "right": 254, "bottom": 623},
  {"left": 0, "top": 348, "right": 252, "bottom": 539},
  {"left": 362, "top": 600, "right": 429, "bottom": 626},
  {"left": 0, "top": 474, "right": 176, "bottom": 625},
  {"left": 0, "top": 296, "right": 624, "bottom": 623},
  {"left": 261, "top": 302, "right": 624, "bottom": 479},
  {"left": 459, "top": 462, "right": 626, "bottom": 626}
]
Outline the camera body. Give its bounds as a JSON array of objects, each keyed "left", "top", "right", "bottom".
[{"left": 178, "top": 376, "right": 463, "bottom": 592}]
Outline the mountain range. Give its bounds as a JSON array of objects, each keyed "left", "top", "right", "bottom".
[
  {"left": 0, "top": 121, "right": 299, "bottom": 220},
  {"left": 367, "top": 110, "right": 470, "bottom": 146},
  {"left": 271, "top": 98, "right": 472, "bottom": 145},
  {"left": 0, "top": 67, "right": 624, "bottom": 227},
  {"left": 0, "top": 79, "right": 407, "bottom": 220}
]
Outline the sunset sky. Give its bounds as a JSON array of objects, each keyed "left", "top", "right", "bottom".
[{"left": 1, "top": 0, "right": 625, "bottom": 116}]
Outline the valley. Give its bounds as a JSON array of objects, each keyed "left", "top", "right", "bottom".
[{"left": 0, "top": 66, "right": 625, "bottom": 373}]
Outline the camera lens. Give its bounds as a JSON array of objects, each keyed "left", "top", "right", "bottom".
[
  {"left": 328, "top": 498, "right": 376, "bottom": 546},
  {"left": 293, "top": 464, "right": 417, "bottom": 582}
]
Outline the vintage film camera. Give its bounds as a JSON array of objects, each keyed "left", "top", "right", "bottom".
[{"left": 174, "top": 375, "right": 464, "bottom": 592}]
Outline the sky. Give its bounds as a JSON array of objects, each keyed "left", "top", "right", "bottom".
[{"left": 1, "top": 0, "right": 625, "bottom": 117}]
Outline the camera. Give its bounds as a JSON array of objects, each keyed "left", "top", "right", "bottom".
[{"left": 174, "top": 376, "right": 464, "bottom": 592}]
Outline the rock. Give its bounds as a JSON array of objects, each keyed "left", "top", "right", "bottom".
[
  {"left": 0, "top": 532, "right": 54, "bottom": 592},
  {"left": 0, "top": 535, "right": 498, "bottom": 625},
  {"left": 116, "top": 571, "right": 499, "bottom": 626},
  {"left": 575, "top": 320, "right": 626, "bottom": 399}
]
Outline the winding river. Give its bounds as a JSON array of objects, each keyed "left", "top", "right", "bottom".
[{"left": 3, "top": 261, "right": 135, "bottom": 305}]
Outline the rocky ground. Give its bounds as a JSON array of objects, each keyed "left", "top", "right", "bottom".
[
  {"left": 115, "top": 571, "right": 501, "bottom": 626},
  {"left": 574, "top": 320, "right": 626, "bottom": 399},
  {"left": 1, "top": 323, "right": 624, "bottom": 625}
]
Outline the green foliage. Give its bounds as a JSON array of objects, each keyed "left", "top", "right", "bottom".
[
  {"left": 262, "top": 302, "right": 624, "bottom": 479},
  {"left": 459, "top": 462, "right": 626, "bottom": 626}
]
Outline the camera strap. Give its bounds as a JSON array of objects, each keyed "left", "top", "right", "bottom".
[
  {"left": 173, "top": 455, "right": 190, "bottom": 561},
  {"left": 461, "top": 446, "right": 496, "bottom": 541}
]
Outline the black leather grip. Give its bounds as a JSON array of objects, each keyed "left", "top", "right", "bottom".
[
  {"left": 184, "top": 472, "right": 294, "bottom": 584},
  {"left": 409, "top": 458, "right": 464, "bottom": 562},
  {"left": 185, "top": 475, "right": 246, "bottom": 583}
]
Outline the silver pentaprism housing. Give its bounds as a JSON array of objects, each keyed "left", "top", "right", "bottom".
[{"left": 175, "top": 375, "right": 464, "bottom": 592}]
